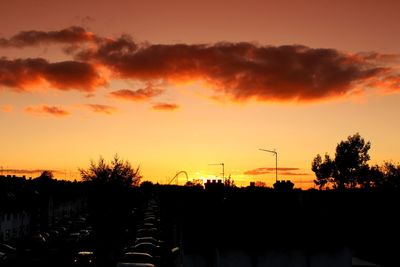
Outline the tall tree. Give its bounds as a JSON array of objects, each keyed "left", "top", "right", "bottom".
[
  {"left": 334, "top": 133, "right": 370, "bottom": 189},
  {"left": 79, "top": 155, "right": 142, "bottom": 187},
  {"left": 311, "top": 133, "right": 371, "bottom": 189},
  {"left": 312, "top": 153, "right": 334, "bottom": 189}
]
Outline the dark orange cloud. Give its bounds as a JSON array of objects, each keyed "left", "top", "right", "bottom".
[
  {"left": 77, "top": 36, "right": 393, "bottom": 102},
  {"left": 152, "top": 102, "right": 179, "bottom": 111},
  {"left": 0, "top": 26, "right": 96, "bottom": 48},
  {"left": 85, "top": 104, "right": 117, "bottom": 114},
  {"left": 109, "top": 84, "right": 163, "bottom": 101},
  {"left": 25, "top": 105, "right": 70, "bottom": 117},
  {"left": 0, "top": 58, "right": 105, "bottom": 91},
  {"left": 2, "top": 27, "right": 400, "bottom": 102},
  {"left": 244, "top": 167, "right": 308, "bottom": 176}
]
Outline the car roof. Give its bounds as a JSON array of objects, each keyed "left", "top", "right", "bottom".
[
  {"left": 124, "top": 252, "right": 153, "bottom": 257},
  {"left": 116, "top": 263, "right": 155, "bottom": 267},
  {"left": 134, "top": 242, "right": 159, "bottom": 248},
  {"left": 78, "top": 251, "right": 94, "bottom": 255}
]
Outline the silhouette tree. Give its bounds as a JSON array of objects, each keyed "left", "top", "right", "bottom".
[
  {"left": 185, "top": 179, "right": 204, "bottom": 187},
  {"left": 80, "top": 156, "right": 142, "bottom": 265},
  {"left": 381, "top": 161, "right": 400, "bottom": 189},
  {"left": 37, "top": 170, "right": 54, "bottom": 181},
  {"left": 79, "top": 155, "right": 141, "bottom": 187},
  {"left": 367, "top": 165, "right": 385, "bottom": 188},
  {"left": 334, "top": 133, "right": 370, "bottom": 189},
  {"left": 255, "top": 181, "right": 266, "bottom": 187},
  {"left": 224, "top": 175, "right": 236, "bottom": 188},
  {"left": 311, "top": 133, "right": 371, "bottom": 189},
  {"left": 312, "top": 154, "right": 334, "bottom": 189}
]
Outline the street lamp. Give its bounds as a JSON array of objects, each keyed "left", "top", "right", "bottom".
[{"left": 259, "top": 149, "right": 278, "bottom": 183}]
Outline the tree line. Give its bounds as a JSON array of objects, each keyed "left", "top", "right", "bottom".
[{"left": 312, "top": 133, "right": 400, "bottom": 190}]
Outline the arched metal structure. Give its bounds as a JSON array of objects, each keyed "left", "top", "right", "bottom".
[{"left": 168, "top": 171, "right": 189, "bottom": 185}]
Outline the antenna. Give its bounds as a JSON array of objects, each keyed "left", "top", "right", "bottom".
[{"left": 208, "top": 163, "right": 225, "bottom": 183}]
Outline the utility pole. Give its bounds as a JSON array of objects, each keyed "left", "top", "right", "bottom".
[
  {"left": 259, "top": 149, "right": 278, "bottom": 183},
  {"left": 209, "top": 163, "right": 225, "bottom": 183}
]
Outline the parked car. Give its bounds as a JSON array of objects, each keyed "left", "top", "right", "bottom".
[
  {"left": 134, "top": 237, "right": 161, "bottom": 246},
  {"left": 121, "top": 252, "right": 154, "bottom": 264},
  {"left": 116, "top": 263, "right": 155, "bottom": 267},
  {"left": 67, "top": 233, "right": 81, "bottom": 244},
  {"left": 127, "top": 242, "right": 160, "bottom": 257},
  {"left": 0, "top": 243, "right": 16, "bottom": 254},
  {"left": 136, "top": 229, "right": 159, "bottom": 238},
  {"left": 0, "top": 243, "right": 17, "bottom": 263},
  {"left": 73, "top": 251, "right": 96, "bottom": 266}
]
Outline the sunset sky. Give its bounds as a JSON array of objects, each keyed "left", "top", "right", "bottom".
[{"left": 1, "top": 0, "right": 400, "bottom": 187}]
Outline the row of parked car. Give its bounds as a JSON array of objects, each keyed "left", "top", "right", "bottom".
[
  {"left": 116, "top": 198, "right": 179, "bottom": 267},
  {"left": 0, "top": 214, "right": 96, "bottom": 266},
  {"left": 0, "top": 242, "right": 17, "bottom": 264}
]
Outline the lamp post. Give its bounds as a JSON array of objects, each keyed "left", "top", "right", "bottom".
[{"left": 259, "top": 149, "right": 278, "bottom": 183}]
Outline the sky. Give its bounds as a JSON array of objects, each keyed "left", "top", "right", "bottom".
[{"left": 1, "top": 0, "right": 400, "bottom": 188}]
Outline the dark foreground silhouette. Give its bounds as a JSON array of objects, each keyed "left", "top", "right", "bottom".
[{"left": 2, "top": 172, "right": 400, "bottom": 266}]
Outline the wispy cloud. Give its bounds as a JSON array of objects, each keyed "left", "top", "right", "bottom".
[
  {"left": 85, "top": 93, "right": 96, "bottom": 98},
  {"left": 85, "top": 104, "right": 117, "bottom": 114},
  {"left": 368, "top": 74, "right": 400, "bottom": 93},
  {"left": 25, "top": 105, "right": 70, "bottom": 117},
  {"left": 152, "top": 102, "right": 179, "bottom": 111},
  {"left": 109, "top": 84, "right": 163, "bottom": 101},
  {"left": 0, "top": 169, "right": 60, "bottom": 175},
  {"left": 0, "top": 104, "right": 13, "bottom": 112},
  {"left": 244, "top": 167, "right": 309, "bottom": 176},
  {"left": 279, "top": 171, "right": 310, "bottom": 176}
]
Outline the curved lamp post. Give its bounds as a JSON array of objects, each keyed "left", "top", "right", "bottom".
[{"left": 259, "top": 149, "right": 278, "bottom": 183}]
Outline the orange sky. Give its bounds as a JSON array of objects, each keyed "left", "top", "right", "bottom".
[{"left": 1, "top": 0, "right": 400, "bottom": 188}]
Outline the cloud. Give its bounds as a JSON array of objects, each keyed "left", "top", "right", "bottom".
[
  {"left": 0, "top": 169, "right": 60, "bottom": 175},
  {"left": 0, "top": 58, "right": 106, "bottom": 91},
  {"left": 76, "top": 36, "right": 394, "bottom": 102},
  {"left": 278, "top": 171, "right": 310, "bottom": 176},
  {"left": 368, "top": 74, "right": 400, "bottom": 92},
  {"left": 25, "top": 105, "right": 70, "bottom": 117},
  {"left": 85, "top": 93, "right": 96, "bottom": 98},
  {"left": 85, "top": 104, "right": 117, "bottom": 114},
  {"left": 0, "top": 26, "right": 96, "bottom": 48},
  {"left": 1, "top": 104, "right": 13, "bottom": 112},
  {"left": 2, "top": 27, "right": 400, "bottom": 102},
  {"left": 152, "top": 102, "right": 179, "bottom": 111},
  {"left": 244, "top": 167, "right": 308, "bottom": 176},
  {"left": 109, "top": 84, "right": 163, "bottom": 101}
]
